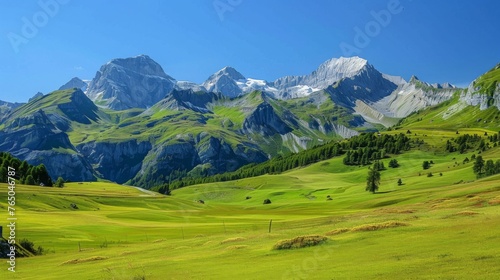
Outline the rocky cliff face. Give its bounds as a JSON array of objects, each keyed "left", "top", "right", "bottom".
[
  {"left": 460, "top": 64, "right": 500, "bottom": 110},
  {"left": 243, "top": 102, "right": 293, "bottom": 135},
  {"left": 57, "top": 89, "right": 99, "bottom": 124},
  {"left": 86, "top": 55, "right": 176, "bottom": 110},
  {"left": 0, "top": 110, "right": 94, "bottom": 181},
  {"left": 0, "top": 100, "right": 23, "bottom": 121},
  {"left": 460, "top": 87, "right": 495, "bottom": 110},
  {"left": 371, "top": 76, "right": 457, "bottom": 118},
  {"left": 325, "top": 63, "right": 398, "bottom": 109},
  {"left": 77, "top": 140, "right": 152, "bottom": 184},
  {"left": 129, "top": 133, "right": 268, "bottom": 189}
]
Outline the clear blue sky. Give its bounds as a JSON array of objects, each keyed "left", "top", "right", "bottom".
[{"left": 1, "top": 0, "right": 499, "bottom": 102}]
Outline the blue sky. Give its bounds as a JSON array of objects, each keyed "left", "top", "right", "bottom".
[{"left": 1, "top": 0, "right": 499, "bottom": 102}]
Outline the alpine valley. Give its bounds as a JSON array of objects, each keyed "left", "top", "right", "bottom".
[{"left": 0, "top": 55, "right": 498, "bottom": 189}]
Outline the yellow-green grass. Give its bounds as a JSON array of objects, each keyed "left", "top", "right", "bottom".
[{"left": 1, "top": 145, "right": 500, "bottom": 279}]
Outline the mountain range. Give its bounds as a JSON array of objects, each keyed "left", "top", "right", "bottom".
[{"left": 0, "top": 55, "right": 498, "bottom": 188}]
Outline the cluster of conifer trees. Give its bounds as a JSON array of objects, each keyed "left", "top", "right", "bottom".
[
  {"left": 446, "top": 132, "right": 499, "bottom": 153},
  {"left": 155, "top": 132, "right": 411, "bottom": 193},
  {"left": 0, "top": 152, "right": 53, "bottom": 186}
]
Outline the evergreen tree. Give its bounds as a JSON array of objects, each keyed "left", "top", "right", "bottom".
[
  {"left": 422, "top": 161, "right": 430, "bottom": 170},
  {"left": 485, "top": 160, "right": 495, "bottom": 176},
  {"left": 389, "top": 159, "right": 399, "bottom": 168},
  {"left": 473, "top": 156, "right": 485, "bottom": 177},
  {"left": 0, "top": 165, "right": 7, "bottom": 183},
  {"left": 366, "top": 165, "right": 381, "bottom": 194},
  {"left": 397, "top": 178, "right": 403, "bottom": 186}
]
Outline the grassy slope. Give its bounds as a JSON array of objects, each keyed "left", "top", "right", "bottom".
[
  {"left": 398, "top": 95, "right": 500, "bottom": 130},
  {"left": 1, "top": 129, "right": 500, "bottom": 279},
  {"left": 472, "top": 63, "right": 500, "bottom": 96}
]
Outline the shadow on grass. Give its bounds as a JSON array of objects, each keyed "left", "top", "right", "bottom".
[{"left": 373, "top": 190, "right": 395, "bottom": 194}]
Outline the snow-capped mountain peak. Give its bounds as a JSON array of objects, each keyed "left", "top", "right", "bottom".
[
  {"left": 202, "top": 66, "right": 247, "bottom": 98},
  {"left": 315, "top": 56, "right": 368, "bottom": 77}
]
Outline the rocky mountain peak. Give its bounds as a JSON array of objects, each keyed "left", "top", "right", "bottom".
[
  {"left": 409, "top": 75, "right": 420, "bottom": 83},
  {"left": 86, "top": 55, "right": 176, "bottom": 110},
  {"left": 59, "top": 77, "right": 88, "bottom": 92},
  {"left": 28, "top": 92, "right": 44, "bottom": 102},
  {"left": 315, "top": 56, "right": 368, "bottom": 77},
  {"left": 202, "top": 66, "right": 246, "bottom": 98},
  {"left": 107, "top": 54, "right": 170, "bottom": 78},
  {"left": 216, "top": 66, "right": 246, "bottom": 80}
]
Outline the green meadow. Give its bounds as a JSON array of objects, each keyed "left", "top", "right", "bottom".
[{"left": 1, "top": 129, "right": 500, "bottom": 279}]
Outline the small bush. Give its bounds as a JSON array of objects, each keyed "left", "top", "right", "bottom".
[
  {"left": 263, "top": 199, "right": 272, "bottom": 204},
  {"left": 427, "top": 172, "right": 433, "bottom": 177},
  {"left": 19, "top": 239, "right": 44, "bottom": 256},
  {"left": 273, "top": 235, "right": 327, "bottom": 250},
  {"left": 54, "top": 177, "right": 65, "bottom": 188}
]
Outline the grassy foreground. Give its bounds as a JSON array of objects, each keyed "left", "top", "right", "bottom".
[{"left": 1, "top": 133, "right": 500, "bottom": 279}]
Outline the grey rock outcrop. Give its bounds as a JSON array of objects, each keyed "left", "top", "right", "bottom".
[
  {"left": 242, "top": 102, "right": 293, "bottom": 135},
  {"left": 371, "top": 77, "right": 457, "bottom": 118},
  {"left": 202, "top": 67, "right": 246, "bottom": 98},
  {"left": 59, "top": 77, "right": 89, "bottom": 92},
  {"left": 460, "top": 64, "right": 500, "bottom": 110},
  {"left": 77, "top": 140, "right": 152, "bottom": 184},
  {"left": 86, "top": 55, "right": 176, "bottom": 110},
  {"left": 0, "top": 110, "right": 94, "bottom": 182}
]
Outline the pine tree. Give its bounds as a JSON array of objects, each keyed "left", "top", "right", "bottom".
[
  {"left": 389, "top": 159, "right": 399, "bottom": 168},
  {"left": 485, "top": 160, "right": 495, "bottom": 176},
  {"left": 422, "top": 161, "right": 430, "bottom": 170},
  {"left": 397, "top": 178, "right": 403, "bottom": 186},
  {"left": 473, "top": 156, "right": 485, "bottom": 177},
  {"left": 366, "top": 165, "right": 381, "bottom": 194}
]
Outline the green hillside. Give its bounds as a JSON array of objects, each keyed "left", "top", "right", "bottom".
[
  {"left": 1, "top": 125, "right": 499, "bottom": 278},
  {"left": 398, "top": 95, "right": 500, "bottom": 130}
]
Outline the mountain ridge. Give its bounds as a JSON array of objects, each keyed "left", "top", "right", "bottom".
[{"left": 1, "top": 55, "right": 498, "bottom": 189}]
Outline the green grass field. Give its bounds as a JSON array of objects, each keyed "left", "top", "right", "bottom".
[{"left": 1, "top": 129, "right": 500, "bottom": 279}]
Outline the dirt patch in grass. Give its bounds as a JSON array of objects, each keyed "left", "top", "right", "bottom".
[
  {"left": 455, "top": 211, "right": 480, "bottom": 216},
  {"left": 325, "top": 228, "right": 350, "bottom": 236},
  {"left": 375, "top": 208, "right": 415, "bottom": 214},
  {"left": 326, "top": 221, "right": 409, "bottom": 235},
  {"left": 153, "top": 239, "right": 165, "bottom": 243},
  {"left": 220, "top": 237, "right": 246, "bottom": 244},
  {"left": 488, "top": 198, "right": 500, "bottom": 206},
  {"left": 202, "top": 241, "right": 214, "bottom": 246},
  {"left": 225, "top": 245, "right": 249, "bottom": 250},
  {"left": 62, "top": 256, "right": 108, "bottom": 265},
  {"left": 351, "top": 221, "right": 409, "bottom": 232},
  {"left": 273, "top": 235, "right": 327, "bottom": 250}
]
